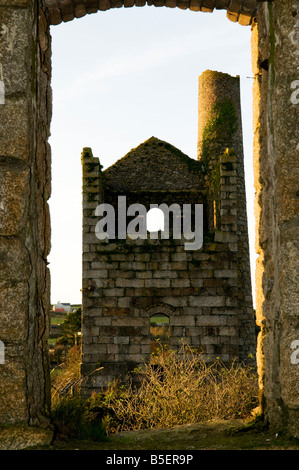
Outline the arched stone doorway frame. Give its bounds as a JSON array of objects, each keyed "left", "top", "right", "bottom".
[
  {"left": 0, "top": 0, "right": 298, "bottom": 443},
  {"left": 43, "top": 0, "right": 257, "bottom": 26}
]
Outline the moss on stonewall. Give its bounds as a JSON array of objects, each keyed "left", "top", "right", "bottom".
[
  {"left": 200, "top": 100, "right": 237, "bottom": 226},
  {"left": 208, "top": 158, "right": 221, "bottom": 197},
  {"left": 201, "top": 99, "right": 238, "bottom": 163}
]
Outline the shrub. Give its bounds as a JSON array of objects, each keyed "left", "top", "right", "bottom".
[
  {"left": 104, "top": 344, "right": 258, "bottom": 432},
  {"left": 50, "top": 343, "right": 258, "bottom": 438},
  {"left": 51, "top": 395, "right": 107, "bottom": 441},
  {"left": 51, "top": 346, "right": 108, "bottom": 441},
  {"left": 51, "top": 345, "right": 82, "bottom": 405}
]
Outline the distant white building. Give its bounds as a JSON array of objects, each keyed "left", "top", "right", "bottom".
[{"left": 53, "top": 301, "right": 73, "bottom": 313}]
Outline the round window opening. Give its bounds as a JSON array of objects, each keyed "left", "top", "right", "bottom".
[{"left": 146, "top": 208, "right": 165, "bottom": 233}]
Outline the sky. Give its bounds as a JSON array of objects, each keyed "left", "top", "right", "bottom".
[{"left": 48, "top": 6, "right": 256, "bottom": 306}]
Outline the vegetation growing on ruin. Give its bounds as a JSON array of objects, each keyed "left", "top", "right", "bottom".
[
  {"left": 200, "top": 99, "right": 237, "bottom": 225},
  {"left": 50, "top": 345, "right": 258, "bottom": 441},
  {"left": 201, "top": 99, "right": 238, "bottom": 162}
]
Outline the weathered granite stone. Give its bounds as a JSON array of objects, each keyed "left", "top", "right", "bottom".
[
  {"left": 0, "top": 98, "right": 30, "bottom": 162},
  {"left": 0, "top": 162, "right": 30, "bottom": 236},
  {"left": 0, "top": 7, "right": 31, "bottom": 95},
  {"left": 43, "top": 0, "right": 257, "bottom": 26},
  {"left": 0, "top": 0, "right": 52, "bottom": 440},
  {"left": 0, "top": 426, "right": 53, "bottom": 450},
  {"left": 252, "top": 1, "right": 299, "bottom": 437},
  {"left": 0, "top": 281, "right": 29, "bottom": 341}
]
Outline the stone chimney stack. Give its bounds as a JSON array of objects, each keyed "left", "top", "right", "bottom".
[
  {"left": 197, "top": 70, "right": 255, "bottom": 362},
  {"left": 197, "top": 70, "right": 244, "bottom": 164}
]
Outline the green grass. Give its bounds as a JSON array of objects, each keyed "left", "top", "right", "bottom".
[
  {"left": 150, "top": 315, "right": 169, "bottom": 324},
  {"left": 50, "top": 315, "right": 65, "bottom": 325},
  {"left": 48, "top": 338, "right": 57, "bottom": 345}
]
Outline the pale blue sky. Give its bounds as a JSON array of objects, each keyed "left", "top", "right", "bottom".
[{"left": 48, "top": 6, "right": 256, "bottom": 306}]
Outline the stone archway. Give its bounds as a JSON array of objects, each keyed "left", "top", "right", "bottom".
[
  {"left": 0, "top": 0, "right": 298, "bottom": 446},
  {"left": 43, "top": 0, "right": 257, "bottom": 26}
]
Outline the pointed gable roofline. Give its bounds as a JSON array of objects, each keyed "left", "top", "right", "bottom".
[{"left": 103, "top": 137, "right": 204, "bottom": 193}]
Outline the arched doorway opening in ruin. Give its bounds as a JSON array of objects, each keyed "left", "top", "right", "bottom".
[
  {"left": 150, "top": 313, "right": 170, "bottom": 355},
  {"left": 1, "top": 0, "right": 299, "bottom": 446},
  {"left": 50, "top": 4, "right": 255, "bottom": 389}
]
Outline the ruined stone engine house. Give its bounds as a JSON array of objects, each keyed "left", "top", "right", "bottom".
[{"left": 81, "top": 70, "right": 256, "bottom": 391}]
